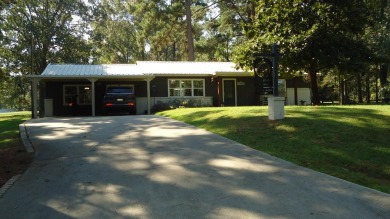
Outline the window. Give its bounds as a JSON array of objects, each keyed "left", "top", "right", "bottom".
[
  {"left": 106, "top": 87, "right": 133, "bottom": 94},
  {"left": 63, "top": 85, "right": 92, "bottom": 105},
  {"left": 168, "top": 79, "right": 204, "bottom": 97},
  {"left": 106, "top": 84, "right": 134, "bottom": 94}
]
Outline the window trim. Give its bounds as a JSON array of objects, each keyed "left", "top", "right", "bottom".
[
  {"left": 63, "top": 84, "right": 92, "bottom": 106},
  {"left": 168, "top": 79, "right": 205, "bottom": 97}
]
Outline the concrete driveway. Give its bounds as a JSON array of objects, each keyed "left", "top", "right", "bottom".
[{"left": 0, "top": 116, "right": 389, "bottom": 219}]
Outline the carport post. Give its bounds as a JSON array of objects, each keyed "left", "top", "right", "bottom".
[
  {"left": 146, "top": 79, "right": 151, "bottom": 115},
  {"left": 88, "top": 78, "right": 97, "bottom": 116}
]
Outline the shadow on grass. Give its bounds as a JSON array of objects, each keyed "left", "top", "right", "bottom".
[{"left": 0, "top": 118, "right": 29, "bottom": 148}]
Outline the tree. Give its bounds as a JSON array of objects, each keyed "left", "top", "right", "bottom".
[
  {"left": 0, "top": 0, "right": 90, "bottom": 109},
  {"left": 1, "top": 0, "right": 91, "bottom": 73},
  {"left": 90, "top": 0, "right": 140, "bottom": 63},
  {"left": 365, "top": 0, "right": 390, "bottom": 88},
  {"left": 195, "top": 1, "right": 242, "bottom": 61},
  {"left": 185, "top": 0, "right": 195, "bottom": 61},
  {"left": 233, "top": 0, "right": 370, "bottom": 105},
  {"left": 120, "top": 0, "right": 208, "bottom": 61}
]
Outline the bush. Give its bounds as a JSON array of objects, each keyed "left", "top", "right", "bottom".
[
  {"left": 152, "top": 101, "right": 172, "bottom": 113},
  {"left": 152, "top": 98, "right": 211, "bottom": 113},
  {"left": 380, "top": 86, "right": 390, "bottom": 103}
]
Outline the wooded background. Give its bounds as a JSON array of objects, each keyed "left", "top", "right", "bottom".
[{"left": 1, "top": 0, "right": 389, "bottom": 109}]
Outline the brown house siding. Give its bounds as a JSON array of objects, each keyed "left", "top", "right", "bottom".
[
  {"left": 236, "top": 77, "right": 256, "bottom": 106},
  {"left": 38, "top": 76, "right": 309, "bottom": 117}
]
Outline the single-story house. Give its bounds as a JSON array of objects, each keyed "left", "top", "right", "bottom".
[{"left": 27, "top": 61, "right": 311, "bottom": 118}]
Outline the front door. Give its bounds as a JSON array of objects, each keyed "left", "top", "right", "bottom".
[{"left": 223, "top": 79, "right": 236, "bottom": 106}]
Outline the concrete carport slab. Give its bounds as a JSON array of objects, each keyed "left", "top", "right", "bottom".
[{"left": 0, "top": 116, "right": 389, "bottom": 219}]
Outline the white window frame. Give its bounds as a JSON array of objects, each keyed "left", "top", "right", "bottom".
[
  {"left": 63, "top": 84, "right": 92, "bottom": 106},
  {"left": 168, "top": 79, "right": 205, "bottom": 97}
]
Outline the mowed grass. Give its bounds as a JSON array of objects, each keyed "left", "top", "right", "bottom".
[
  {"left": 157, "top": 105, "right": 390, "bottom": 193},
  {"left": 0, "top": 111, "right": 31, "bottom": 149}
]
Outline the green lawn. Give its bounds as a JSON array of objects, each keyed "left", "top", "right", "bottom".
[
  {"left": 0, "top": 111, "right": 31, "bottom": 149},
  {"left": 157, "top": 105, "right": 390, "bottom": 193}
]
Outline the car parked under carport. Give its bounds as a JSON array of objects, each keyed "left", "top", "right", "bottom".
[{"left": 103, "top": 86, "right": 136, "bottom": 115}]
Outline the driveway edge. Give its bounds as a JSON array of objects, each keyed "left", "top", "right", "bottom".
[
  {"left": 0, "top": 121, "right": 35, "bottom": 199},
  {"left": 19, "top": 121, "right": 34, "bottom": 153},
  {"left": 0, "top": 175, "right": 21, "bottom": 199}
]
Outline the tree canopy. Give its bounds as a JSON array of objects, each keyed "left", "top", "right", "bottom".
[
  {"left": 233, "top": 0, "right": 372, "bottom": 105},
  {"left": 0, "top": 0, "right": 91, "bottom": 109},
  {"left": 0, "top": 0, "right": 389, "bottom": 109}
]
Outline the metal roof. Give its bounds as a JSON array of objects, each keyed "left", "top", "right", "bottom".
[
  {"left": 29, "top": 61, "right": 250, "bottom": 79},
  {"left": 42, "top": 64, "right": 142, "bottom": 76},
  {"left": 136, "top": 61, "right": 243, "bottom": 75}
]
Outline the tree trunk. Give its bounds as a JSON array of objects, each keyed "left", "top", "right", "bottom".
[
  {"left": 185, "top": 0, "right": 195, "bottom": 61},
  {"left": 375, "top": 75, "right": 379, "bottom": 103},
  {"left": 172, "top": 42, "right": 176, "bottom": 61},
  {"left": 365, "top": 74, "right": 370, "bottom": 103},
  {"left": 339, "top": 77, "right": 345, "bottom": 105},
  {"left": 142, "top": 47, "right": 146, "bottom": 61},
  {"left": 357, "top": 72, "right": 363, "bottom": 103},
  {"left": 308, "top": 69, "right": 320, "bottom": 105},
  {"left": 379, "top": 64, "right": 388, "bottom": 87},
  {"left": 344, "top": 79, "right": 349, "bottom": 104},
  {"left": 38, "top": 42, "right": 49, "bottom": 73},
  {"left": 165, "top": 48, "right": 168, "bottom": 61},
  {"left": 225, "top": 38, "right": 229, "bottom": 62}
]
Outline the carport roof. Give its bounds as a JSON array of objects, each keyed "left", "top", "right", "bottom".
[
  {"left": 41, "top": 64, "right": 142, "bottom": 76},
  {"left": 27, "top": 61, "right": 251, "bottom": 79}
]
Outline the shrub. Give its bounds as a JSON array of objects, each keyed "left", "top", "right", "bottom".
[
  {"left": 380, "top": 86, "right": 390, "bottom": 103},
  {"left": 152, "top": 98, "right": 212, "bottom": 113}
]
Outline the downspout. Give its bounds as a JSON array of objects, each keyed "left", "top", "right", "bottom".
[{"left": 218, "top": 77, "right": 222, "bottom": 106}]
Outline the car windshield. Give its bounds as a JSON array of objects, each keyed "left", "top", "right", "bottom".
[{"left": 107, "top": 87, "right": 133, "bottom": 93}]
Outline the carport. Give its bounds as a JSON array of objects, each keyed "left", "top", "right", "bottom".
[{"left": 27, "top": 64, "right": 155, "bottom": 118}]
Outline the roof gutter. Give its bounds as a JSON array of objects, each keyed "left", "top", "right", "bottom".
[
  {"left": 215, "top": 71, "right": 253, "bottom": 77},
  {"left": 150, "top": 73, "right": 214, "bottom": 77}
]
